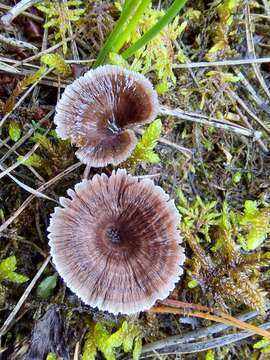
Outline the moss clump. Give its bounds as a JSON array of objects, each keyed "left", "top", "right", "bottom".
[{"left": 178, "top": 196, "right": 270, "bottom": 312}]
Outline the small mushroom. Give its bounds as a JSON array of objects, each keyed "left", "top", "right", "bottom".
[
  {"left": 54, "top": 65, "right": 159, "bottom": 167},
  {"left": 48, "top": 169, "right": 185, "bottom": 315}
]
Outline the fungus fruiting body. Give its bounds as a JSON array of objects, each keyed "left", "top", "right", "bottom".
[
  {"left": 54, "top": 65, "right": 159, "bottom": 167},
  {"left": 48, "top": 169, "right": 185, "bottom": 315}
]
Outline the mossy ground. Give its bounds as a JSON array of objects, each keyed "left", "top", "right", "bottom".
[{"left": 0, "top": 0, "right": 270, "bottom": 359}]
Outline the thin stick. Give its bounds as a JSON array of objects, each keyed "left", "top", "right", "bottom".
[
  {"left": 0, "top": 138, "right": 44, "bottom": 181},
  {"left": 137, "top": 173, "right": 161, "bottom": 179},
  {"left": 160, "top": 298, "right": 210, "bottom": 312},
  {"left": 65, "top": 59, "right": 95, "bottom": 64},
  {"left": 0, "top": 3, "right": 43, "bottom": 22},
  {"left": 150, "top": 306, "right": 270, "bottom": 339},
  {"left": 0, "top": 162, "right": 82, "bottom": 234},
  {"left": 139, "top": 321, "right": 270, "bottom": 357},
  {"left": 0, "top": 143, "right": 39, "bottom": 179},
  {"left": 14, "top": 36, "right": 75, "bottom": 66},
  {"left": 0, "top": 234, "right": 47, "bottom": 258},
  {"left": 262, "top": 0, "right": 270, "bottom": 17},
  {"left": 0, "top": 55, "right": 41, "bottom": 68},
  {"left": 210, "top": 79, "right": 268, "bottom": 152},
  {"left": 0, "top": 64, "right": 71, "bottom": 88},
  {"left": 0, "top": 34, "right": 38, "bottom": 51},
  {"left": 173, "top": 57, "right": 270, "bottom": 69},
  {"left": 233, "top": 69, "right": 270, "bottom": 116},
  {"left": 0, "top": 256, "right": 51, "bottom": 337},
  {"left": 159, "top": 106, "right": 261, "bottom": 139},
  {"left": 158, "top": 299, "right": 270, "bottom": 338},
  {"left": 223, "top": 89, "right": 269, "bottom": 153},
  {"left": 1, "top": 0, "right": 40, "bottom": 25},
  {"left": 0, "top": 110, "right": 54, "bottom": 164},
  {"left": 245, "top": 5, "right": 270, "bottom": 100},
  {"left": 0, "top": 68, "right": 51, "bottom": 129},
  {"left": 226, "top": 88, "right": 270, "bottom": 136},
  {"left": 0, "top": 163, "right": 57, "bottom": 202},
  {"left": 32, "top": 15, "right": 48, "bottom": 102},
  {"left": 63, "top": 0, "right": 79, "bottom": 61},
  {"left": 73, "top": 342, "right": 80, "bottom": 360},
  {"left": 0, "top": 61, "right": 19, "bottom": 74},
  {"left": 141, "top": 305, "right": 270, "bottom": 354}
]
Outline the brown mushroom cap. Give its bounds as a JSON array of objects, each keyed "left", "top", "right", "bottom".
[
  {"left": 54, "top": 65, "right": 159, "bottom": 167},
  {"left": 48, "top": 169, "right": 185, "bottom": 315}
]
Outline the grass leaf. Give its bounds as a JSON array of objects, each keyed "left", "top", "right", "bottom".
[
  {"left": 94, "top": 0, "right": 146, "bottom": 66},
  {"left": 9, "top": 120, "right": 21, "bottom": 142},
  {"left": 121, "top": 0, "right": 188, "bottom": 59}
]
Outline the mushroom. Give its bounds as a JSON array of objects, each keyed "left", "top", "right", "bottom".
[
  {"left": 54, "top": 65, "right": 159, "bottom": 167},
  {"left": 48, "top": 169, "right": 185, "bottom": 315}
]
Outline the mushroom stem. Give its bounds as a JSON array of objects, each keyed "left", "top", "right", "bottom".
[
  {"left": 108, "top": 117, "right": 121, "bottom": 135},
  {"left": 107, "top": 227, "right": 121, "bottom": 243}
]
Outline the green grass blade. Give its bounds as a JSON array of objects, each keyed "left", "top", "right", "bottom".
[
  {"left": 112, "top": 0, "right": 151, "bottom": 53},
  {"left": 121, "top": 0, "right": 133, "bottom": 15},
  {"left": 94, "top": 0, "right": 143, "bottom": 67},
  {"left": 121, "top": 0, "right": 188, "bottom": 59}
]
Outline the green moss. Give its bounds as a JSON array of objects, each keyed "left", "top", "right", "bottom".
[
  {"left": 82, "top": 320, "right": 141, "bottom": 360},
  {"left": 178, "top": 194, "right": 270, "bottom": 312}
]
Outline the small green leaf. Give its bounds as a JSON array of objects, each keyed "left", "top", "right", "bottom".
[
  {"left": 41, "top": 54, "right": 71, "bottom": 76},
  {"left": 9, "top": 121, "right": 21, "bottom": 142},
  {"left": 31, "top": 132, "right": 54, "bottom": 152},
  {"left": 122, "top": 322, "right": 139, "bottom": 353},
  {"left": 91, "top": 321, "right": 141, "bottom": 360},
  {"left": 205, "top": 349, "right": 215, "bottom": 360},
  {"left": 37, "top": 273, "right": 58, "bottom": 298},
  {"left": 43, "top": 18, "right": 59, "bottom": 28},
  {"left": 0, "top": 256, "right": 28, "bottom": 284},
  {"left": 187, "top": 279, "right": 198, "bottom": 288},
  {"left": 82, "top": 322, "right": 97, "bottom": 360},
  {"left": 239, "top": 201, "right": 270, "bottom": 250},
  {"left": 94, "top": 323, "right": 110, "bottom": 351},
  {"left": 0, "top": 209, "right": 4, "bottom": 223},
  {"left": 123, "top": 119, "right": 162, "bottom": 167},
  {"left": 46, "top": 353, "right": 57, "bottom": 360},
  {"left": 105, "top": 324, "right": 125, "bottom": 350},
  {"left": 35, "top": 4, "right": 53, "bottom": 15},
  {"left": 143, "top": 151, "right": 160, "bottom": 163},
  {"left": 6, "top": 272, "right": 28, "bottom": 284},
  {"left": 18, "top": 153, "right": 45, "bottom": 168},
  {"left": 155, "top": 82, "right": 169, "bottom": 94},
  {"left": 262, "top": 345, "right": 270, "bottom": 353},
  {"left": 232, "top": 171, "right": 241, "bottom": 184},
  {"left": 0, "top": 256, "right": 16, "bottom": 280},
  {"left": 253, "top": 337, "right": 270, "bottom": 349},
  {"left": 132, "top": 336, "right": 142, "bottom": 360},
  {"left": 244, "top": 200, "right": 258, "bottom": 217}
]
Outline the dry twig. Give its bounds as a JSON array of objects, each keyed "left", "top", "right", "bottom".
[
  {"left": 1, "top": 0, "right": 40, "bottom": 25},
  {"left": 0, "top": 162, "right": 82, "bottom": 234}
]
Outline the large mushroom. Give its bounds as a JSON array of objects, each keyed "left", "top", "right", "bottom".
[
  {"left": 48, "top": 169, "right": 185, "bottom": 315},
  {"left": 54, "top": 65, "right": 159, "bottom": 167}
]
